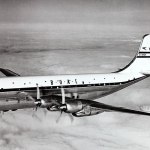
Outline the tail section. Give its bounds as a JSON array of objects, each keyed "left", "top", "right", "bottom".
[
  {"left": 137, "top": 34, "right": 150, "bottom": 58},
  {"left": 117, "top": 34, "right": 150, "bottom": 74}
]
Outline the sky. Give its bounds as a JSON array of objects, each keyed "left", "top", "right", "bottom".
[
  {"left": 0, "top": 0, "right": 150, "bottom": 25},
  {"left": 0, "top": 0, "right": 150, "bottom": 150}
]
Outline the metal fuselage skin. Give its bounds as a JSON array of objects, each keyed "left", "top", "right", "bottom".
[{"left": 0, "top": 72, "right": 146, "bottom": 100}]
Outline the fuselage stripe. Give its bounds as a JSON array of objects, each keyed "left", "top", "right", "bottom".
[
  {"left": 137, "top": 56, "right": 150, "bottom": 58},
  {"left": 139, "top": 52, "right": 150, "bottom": 54}
]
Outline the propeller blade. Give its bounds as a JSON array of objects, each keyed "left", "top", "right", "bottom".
[
  {"left": 34, "top": 84, "right": 42, "bottom": 110},
  {"left": 35, "top": 106, "right": 38, "bottom": 111},
  {"left": 56, "top": 111, "right": 74, "bottom": 123},
  {"left": 68, "top": 113, "right": 74, "bottom": 123},
  {"left": 43, "top": 109, "right": 47, "bottom": 116},
  {"left": 56, "top": 111, "right": 63, "bottom": 123},
  {"left": 36, "top": 84, "right": 40, "bottom": 100},
  {"left": 61, "top": 88, "right": 65, "bottom": 104},
  {"left": 0, "top": 111, "right": 4, "bottom": 117},
  {"left": 32, "top": 111, "right": 41, "bottom": 121}
]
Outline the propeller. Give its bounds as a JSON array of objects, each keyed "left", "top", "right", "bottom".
[
  {"left": 37, "top": 83, "right": 40, "bottom": 100},
  {"left": 61, "top": 88, "right": 65, "bottom": 104},
  {"left": 56, "top": 88, "right": 65, "bottom": 123},
  {"left": 56, "top": 111, "right": 63, "bottom": 123},
  {"left": 56, "top": 111, "right": 74, "bottom": 123},
  {"left": 56, "top": 87, "right": 74, "bottom": 123},
  {"left": 0, "top": 111, "right": 4, "bottom": 117},
  {"left": 68, "top": 113, "right": 74, "bottom": 123},
  {"left": 34, "top": 84, "right": 42, "bottom": 110},
  {"left": 43, "top": 109, "right": 48, "bottom": 116},
  {"left": 32, "top": 110, "right": 42, "bottom": 121}
]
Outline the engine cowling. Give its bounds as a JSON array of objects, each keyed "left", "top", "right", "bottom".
[
  {"left": 59, "top": 100, "right": 83, "bottom": 113},
  {"left": 43, "top": 95, "right": 106, "bottom": 116}
]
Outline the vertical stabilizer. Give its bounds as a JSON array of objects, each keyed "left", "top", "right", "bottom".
[{"left": 118, "top": 34, "right": 150, "bottom": 74}]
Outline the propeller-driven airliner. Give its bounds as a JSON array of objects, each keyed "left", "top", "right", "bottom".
[{"left": 0, "top": 34, "right": 150, "bottom": 118}]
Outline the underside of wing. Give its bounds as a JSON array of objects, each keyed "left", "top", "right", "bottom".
[
  {"left": 87, "top": 101, "right": 150, "bottom": 116},
  {"left": 0, "top": 92, "right": 150, "bottom": 118}
]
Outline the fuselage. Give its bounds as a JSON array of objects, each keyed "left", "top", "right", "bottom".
[{"left": 0, "top": 72, "right": 146, "bottom": 100}]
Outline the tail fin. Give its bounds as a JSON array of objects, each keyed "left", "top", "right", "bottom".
[{"left": 117, "top": 34, "right": 150, "bottom": 74}]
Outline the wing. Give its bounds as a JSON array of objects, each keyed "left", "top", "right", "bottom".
[
  {"left": 44, "top": 97, "right": 150, "bottom": 117},
  {"left": 0, "top": 93, "right": 150, "bottom": 118},
  {"left": 0, "top": 68, "right": 20, "bottom": 76},
  {"left": 89, "top": 101, "right": 150, "bottom": 116},
  {"left": 0, "top": 95, "right": 61, "bottom": 112}
]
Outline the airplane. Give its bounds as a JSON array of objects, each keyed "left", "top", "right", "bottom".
[{"left": 0, "top": 34, "right": 150, "bottom": 118}]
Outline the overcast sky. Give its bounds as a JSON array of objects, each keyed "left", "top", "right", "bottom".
[{"left": 0, "top": 0, "right": 150, "bottom": 25}]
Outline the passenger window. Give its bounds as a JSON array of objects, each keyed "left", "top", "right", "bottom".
[{"left": 58, "top": 80, "right": 62, "bottom": 84}]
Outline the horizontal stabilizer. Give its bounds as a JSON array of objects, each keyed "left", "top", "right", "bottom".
[{"left": 0, "top": 68, "right": 20, "bottom": 77}]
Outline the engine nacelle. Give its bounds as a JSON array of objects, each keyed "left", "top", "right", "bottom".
[
  {"left": 44, "top": 96, "right": 106, "bottom": 116},
  {"left": 62, "top": 100, "right": 83, "bottom": 113},
  {"left": 72, "top": 105, "right": 104, "bottom": 117}
]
